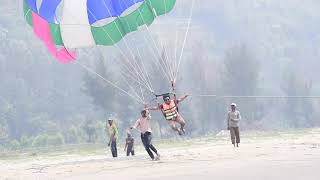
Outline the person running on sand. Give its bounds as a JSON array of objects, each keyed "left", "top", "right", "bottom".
[
  {"left": 130, "top": 110, "right": 160, "bottom": 160},
  {"left": 227, "top": 103, "right": 241, "bottom": 147},
  {"left": 124, "top": 132, "right": 135, "bottom": 156}
]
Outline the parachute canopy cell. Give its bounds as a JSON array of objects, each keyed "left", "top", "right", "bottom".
[{"left": 23, "top": 0, "right": 176, "bottom": 62}]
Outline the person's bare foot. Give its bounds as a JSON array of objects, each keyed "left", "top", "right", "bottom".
[{"left": 180, "top": 128, "right": 185, "bottom": 134}]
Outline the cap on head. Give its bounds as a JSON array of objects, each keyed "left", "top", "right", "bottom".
[
  {"left": 108, "top": 118, "right": 113, "bottom": 121},
  {"left": 230, "top": 103, "right": 237, "bottom": 107}
]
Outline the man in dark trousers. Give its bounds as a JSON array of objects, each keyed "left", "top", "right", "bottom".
[
  {"left": 107, "top": 118, "right": 118, "bottom": 157},
  {"left": 227, "top": 103, "right": 241, "bottom": 147},
  {"left": 130, "top": 110, "right": 160, "bottom": 160}
]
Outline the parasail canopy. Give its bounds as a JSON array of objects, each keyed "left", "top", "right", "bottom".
[{"left": 24, "top": 0, "right": 176, "bottom": 62}]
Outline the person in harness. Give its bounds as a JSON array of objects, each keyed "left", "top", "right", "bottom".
[{"left": 146, "top": 93, "right": 189, "bottom": 135}]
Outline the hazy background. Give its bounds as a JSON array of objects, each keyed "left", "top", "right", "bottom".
[{"left": 1, "top": 0, "right": 320, "bottom": 150}]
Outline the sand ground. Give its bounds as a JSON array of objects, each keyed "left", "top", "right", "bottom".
[{"left": 1, "top": 129, "right": 320, "bottom": 180}]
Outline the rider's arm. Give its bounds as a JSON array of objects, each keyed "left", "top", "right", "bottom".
[
  {"left": 176, "top": 94, "right": 189, "bottom": 104},
  {"left": 146, "top": 105, "right": 161, "bottom": 111},
  {"left": 146, "top": 110, "right": 152, "bottom": 120}
]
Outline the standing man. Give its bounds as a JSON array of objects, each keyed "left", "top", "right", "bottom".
[
  {"left": 107, "top": 118, "right": 118, "bottom": 157},
  {"left": 227, "top": 103, "right": 241, "bottom": 147},
  {"left": 130, "top": 110, "right": 160, "bottom": 160}
]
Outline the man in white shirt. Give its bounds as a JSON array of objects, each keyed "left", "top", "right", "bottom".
[
  {"left": 130, "top": 110, "right": 160, "bottom": 160},
  {"left": 227, "top": 103, "right": 241, "bottom": 147}
]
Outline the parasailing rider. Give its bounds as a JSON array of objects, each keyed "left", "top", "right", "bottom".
[{"left": 146, "top": 92, "right": 189, "bottom": 135}]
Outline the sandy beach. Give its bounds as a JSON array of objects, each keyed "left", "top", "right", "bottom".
[{"left": 1, "top": 129, "right": 320, "bottom": 180}]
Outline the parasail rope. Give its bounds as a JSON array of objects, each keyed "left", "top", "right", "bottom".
[
  {"left": 118, "top": 0, "right": 159, "bottom": 93},
  {"left": 87, "top": 8, "right": 153, "bottom": 94},
  {"left": 75, "top": 61, "right": 144, "bottom": 104},
  {"left": 190, "top": 95, "right": 320, "bottom": 99},
  {"left": 132, "top": 1, "right": 173, "bottom": 83},
  {"left": 135, "top": 46, "right": 155, "bottom": 92},
  {"left": 175, "top": 0, "right": 196, "bottom": 80},
  {"left": 100, "top": 1, "right": 154, "bottom": 92}
]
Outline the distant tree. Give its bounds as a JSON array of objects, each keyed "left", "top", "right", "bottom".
[
  {"left": 47, "top": 133, "right": 65, "bottom": 146},
  {"left": 95, "top": 121, "right": 107, "bottom": 143},
  {"left": 82, "top": 53, "right": 117, "bottom": 112},
  {"left": 282, "top": 67, "right": 314, "bottom": 127},
  {"left": 32, "top": 134, "right": 49, "bottom": 147},
  {"left": 20, "top": 135, "right": 33, "bottom": 148},
  {"left": 182, "top": 41, "right": 218, "bottom": 133},
  {"left": 64, "top": 126, "right": 80, "bottom": 144},
  {"left": 220, "top": 44, "right": 261, "bottom": 127},
  {"left": 9, "top": 139, "right": 20, "bottom": 150},
  {"left": 82, "top": 52, "right": 148, "bottom": 137},
  {"left": 83, "top": 119, "right": 97, "bottom": 143},
  {"left": 222, "top": 44, "right": 259, "bottom": 96}
]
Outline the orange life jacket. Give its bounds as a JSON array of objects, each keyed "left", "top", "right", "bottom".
[{"left": 162, "top": 100, "right": 178, "bottom": 120}]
